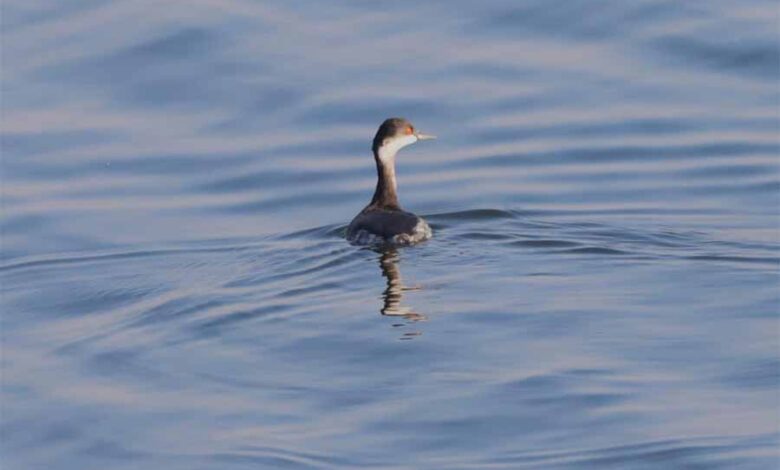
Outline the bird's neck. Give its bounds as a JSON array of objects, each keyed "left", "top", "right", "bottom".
[{"left": 369, "top": 146, "right": 400, "bottom": 210}]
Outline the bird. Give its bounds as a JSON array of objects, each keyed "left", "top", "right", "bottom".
[{"left": 347, "top": 118, "right": 436, "bottom": 246}]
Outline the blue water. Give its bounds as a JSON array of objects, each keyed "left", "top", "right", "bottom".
[{"left": 2, "top": 1, "right": 779, "bottom": 468}]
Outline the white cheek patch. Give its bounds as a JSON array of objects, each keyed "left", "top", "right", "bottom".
[{"left": 378, "top": 134, "right": 418, "bottom": 162}]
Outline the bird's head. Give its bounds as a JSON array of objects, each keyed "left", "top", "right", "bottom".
[{"left": 372, "top": 117, "right": 435, "bottom": 162}]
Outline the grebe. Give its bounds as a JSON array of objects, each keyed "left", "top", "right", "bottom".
[{"left": 347, "top": 118, "right": 435, "bottom": 245}]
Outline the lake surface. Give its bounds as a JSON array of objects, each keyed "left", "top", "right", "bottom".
[{"left": 2, "top": 1, "right": 779, "bottom": 468}]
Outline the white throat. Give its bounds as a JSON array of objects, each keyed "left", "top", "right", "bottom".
[{"left": 377, "top": 134, "right": 417, "bottom": 164}]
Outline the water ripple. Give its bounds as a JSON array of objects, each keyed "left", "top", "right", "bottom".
[{"left": 2, "top": 0, "right": 778, "bottom": 468}]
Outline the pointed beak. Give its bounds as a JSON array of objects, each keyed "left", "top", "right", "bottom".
[{"left": 415, "top": 132, "right": 436, "bottom": 141}]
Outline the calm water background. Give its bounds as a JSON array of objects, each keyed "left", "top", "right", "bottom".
[{"left": 2, "top": 1, "right": 779, "bottom": 468}]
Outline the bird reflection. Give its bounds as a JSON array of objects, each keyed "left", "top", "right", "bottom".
[{"left": 377, "top": 248, "right": 426, "bottom": 327}]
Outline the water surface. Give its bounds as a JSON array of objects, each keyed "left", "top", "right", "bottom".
[{"left": 2, "top": 1, "right": 779, "bottom": 468}]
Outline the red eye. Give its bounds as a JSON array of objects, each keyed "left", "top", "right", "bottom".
[{"left": 406, "top": 126, "right": 414, "bottom": 135}]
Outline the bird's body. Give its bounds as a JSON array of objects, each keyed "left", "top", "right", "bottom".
[
  {"left": 346, "top": 118, "right": 435, "bottom": 246},
  {"left": 348, "top": 208, "right": 432, "bottom": 246}
]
